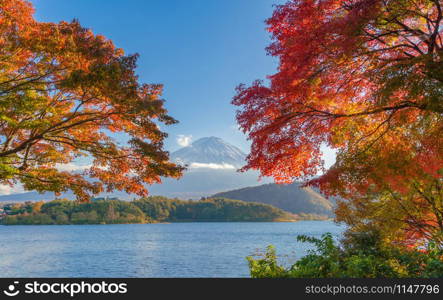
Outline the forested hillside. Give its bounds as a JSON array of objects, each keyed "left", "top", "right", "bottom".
[
  {"left": 1, "top": 197, "right": 298, "bottom": 225},
  {"left": 213, "top": 183, "right": 335, "bottom": 217}
]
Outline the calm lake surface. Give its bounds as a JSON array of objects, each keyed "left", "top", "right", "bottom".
[{"left": 0, "top": 221, "right": 344, "bottom": 277}]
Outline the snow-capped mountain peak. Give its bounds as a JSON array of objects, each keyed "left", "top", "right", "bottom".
[{"left": 171, "top": 136, "right": 246, "bottom": 169}]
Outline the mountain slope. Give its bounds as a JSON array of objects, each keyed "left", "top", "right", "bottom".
[
  {"left": 148, "top": 169, "right": 270, "bottom": 199},
  {"left": 212, "top": 182, "right": 335, "bottom": 216}
]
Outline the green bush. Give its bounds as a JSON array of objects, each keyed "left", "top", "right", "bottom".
[{"left": 247, "top": 231, "right": 443, "bottom": 278}]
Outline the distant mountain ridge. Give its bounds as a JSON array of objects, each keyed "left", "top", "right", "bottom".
[{"left": 212, "top": 182, "right": 335, "bottom": 217}]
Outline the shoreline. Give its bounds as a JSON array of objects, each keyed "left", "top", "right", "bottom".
[{"left": 0, "top": 218, "right": 336, "bottom": 226}]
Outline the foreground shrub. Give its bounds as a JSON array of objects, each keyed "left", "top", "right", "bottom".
[{"left": 247, "top": 232, "right": 443, "bottom": 278}]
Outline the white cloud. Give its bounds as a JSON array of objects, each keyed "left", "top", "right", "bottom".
[
  {"left": 177, "top": 134, "right": 192, "bottom": 147},
  {"left": 55, "top": 163, "right": 92, "bottom": 172},
  {"left": 0, "top": 184, "right": 24, "bottom": 195},
  {"left": 189, "top": 162, "right": 236, "bottom": 170}
]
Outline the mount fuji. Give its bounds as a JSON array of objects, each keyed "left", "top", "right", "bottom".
[
  {"left": 148, "top": 137, "right": 271, "bottom": 198},
  {"left": 171, "top": 136, "right": 246, "bottom": 168}
]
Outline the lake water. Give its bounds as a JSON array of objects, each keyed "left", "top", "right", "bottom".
[{"left": 0, "top": 221, "right": 344, "bottom": 277}]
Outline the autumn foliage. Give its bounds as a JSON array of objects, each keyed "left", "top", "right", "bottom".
[
  {"left": 0, "top": 0, "right": 183, "bottom": 201},
  {"left": 233, "top": 0, "right": 442, "bottom": 245}
]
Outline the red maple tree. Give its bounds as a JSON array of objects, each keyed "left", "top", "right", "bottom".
[
  {"left": 0, "top": 0, "right": 183, "bottom": 201},
  {"left": 233, "top": 0, "right": 443, "bottom": 244}
]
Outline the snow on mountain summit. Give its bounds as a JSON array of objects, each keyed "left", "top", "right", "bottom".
[{"left": 171, "top": 137, "right": 246, "bottom": 168}]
